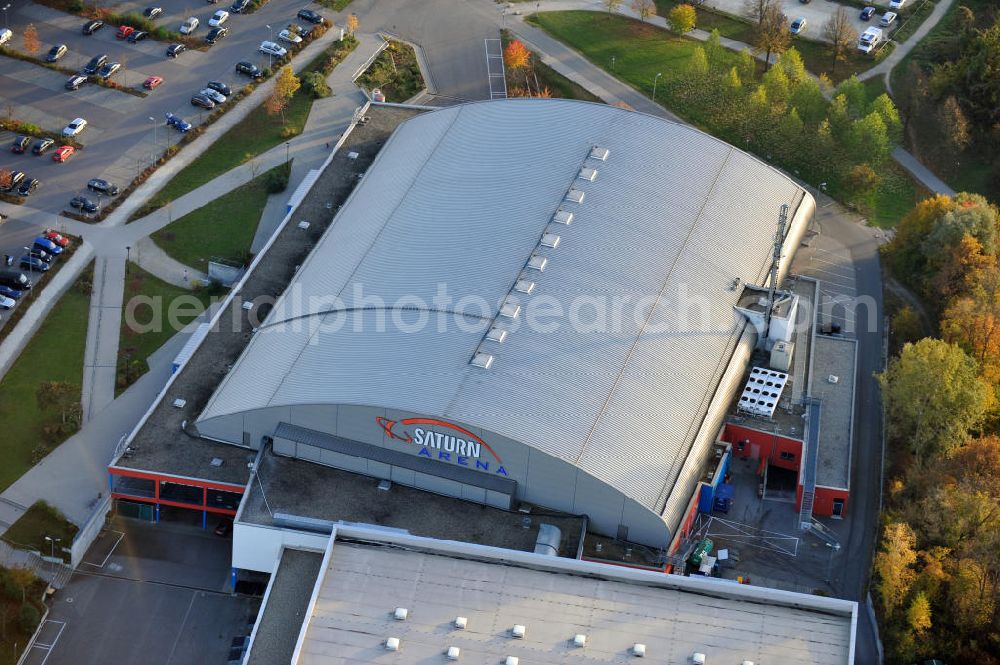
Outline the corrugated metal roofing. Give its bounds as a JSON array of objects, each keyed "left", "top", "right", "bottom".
[{"left": 198, "top": 99, "right": 812, "bottom": 516}]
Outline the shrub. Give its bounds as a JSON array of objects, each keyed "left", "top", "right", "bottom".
[
  {"left": 302, "top": 71, "right": 331, "bottom": 98},
  {"left": 18, "top": 604, "right": 40, "bottom": 633}
]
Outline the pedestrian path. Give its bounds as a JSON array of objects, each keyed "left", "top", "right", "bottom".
[
  {"left": 859, "top": 0, "right": 955, "bottom": 86},
  {"left": 81, "top": 256, "right": 126, "bottom": 423}
]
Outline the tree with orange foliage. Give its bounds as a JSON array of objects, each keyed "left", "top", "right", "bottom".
[
  {"left": 931, "top": 234, "right": 996, "bottom": 305},
  {"left": 503, "top": 40, "right": 530, "bottom": 72},
  {"left": 345, "top": 14, "right": 358, "bottom": 36},
  {"left": 941, "top": 265, "right": 1000, "bottom": 386},
  {"left": 23, "top": 24, "right": 40, "bottom": 56}
]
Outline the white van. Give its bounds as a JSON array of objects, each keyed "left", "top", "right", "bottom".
[{"left": 858, "top": 27, "right": 883, "bottom": 54}]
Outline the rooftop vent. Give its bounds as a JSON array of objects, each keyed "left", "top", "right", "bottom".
[
  {"left": 393, "top": 607, "right": 408, "bottom": 621},
  {"left": 828, "top": 374, "right": 839, "bottom": 384},
  {"left": 526, "top": 254, "right": 548, "bottom": 272},
  {"left": 347, "top": 151, "right": 359, "bottom": 160},
  {"left": 565, "top": 189, "right": 585, "bottom": 204},
  {"left": 446, "top": 646, "right": 461, "bottom": 660},
  {"left": 172, "top": 398, "right": 186, "bottom": 409},
  {"left": 297, "top": 220, "right": 310, "bottom": 229},
  {"left": 590, "top": 146, "right": 610, "bottom": 161},
  {"left": 241, "top": 301, "right": 253, "bottom": 311},
  {"left": 552, "top": 210, "right": 574, "bottom": 225},
  {"left": 385, "top": 637, "right": 400, "bottom": 651},
  {"left": 511, "top": 624, "right": 526, "bottom": 639},
  {"left": 470, "top": 352, "right": 494, "bottom": 370},
  {"left": 632, "top": 644, "right": 646, "bottom": 657},
  {"left": 578, "top": 167, "right": 598, "bottom": 182},
  {"left": 505, "top": 658, "right": 519, "bottom": 665},
  {"left": 693, "top": 654, "right": 707, "bottom": 664},
  {"left": 210, "top": 458, "right": 224, "bottom": 467},
  {"left": 499, "top": 298, "right": 521, "bottom": 320},
  {"left": 514, "top": 279, "right": 535, "bottom": 295},
  {"left": 486, "top": 327, "right": 508, "bottom": 343},
  {"left": 573, "top": 634, "right": 587, "bottom": 648},
  {"left": 454, "top": 617, "right": 467, "bottom": 630},
  {"left": 540, "top": 233, "right": 561, "bottom": 249}
]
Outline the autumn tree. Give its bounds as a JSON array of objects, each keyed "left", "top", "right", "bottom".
[
  {"left": 878, "top": 338, "right": 991, "bottom": 463},
  {"left": 35, "top": 381, "right": 81, "bottom": 427},
  {"left": 630, "top": 0, "right": 655, "bottom": 23},
  {"left": 754, "top": 3, "right": 790, "bottom": 70},
  {"left": 23, "top": 24, "right": 40, "bottom": 56},
  {"left": 268, "top": 66, "right": 301, "bottom": 123},
  {"left": 603, "top": 0, "right": 623, "bottom": 14},
  {"left": 937, "top": 95, "right": 971, "bottom": 162},
  {"left": 345, "top": 13, "right": 358, "bottom": 35},
  {"left": 875, "top": 521, "right": 918, "bottom": 616},
  {"left": 907, "top": 591, "right": 932, "bottom": 634},
  {"left": 503, "top": 40, "right": 530, "bottom": 71},
  {"left": 743, "top": 0, "right": 775, "bottom": 25},
  {"left": 7, "top": 568, "right": 34, "bottom": 604},
  {"left": 0, "top": 169, "right": 12, "bottom": 191},
  {"left": 890, "top": 305, "right": 924, "bottom": 353},
  {"left": 667, "top": 4, "right": 697, "bottom": 33},
  {"left": 941, "top": 265, "right": 1000, "bottom": 384},
  {"left": 822, "top": 7, "right": 857, "bottom": 76}
]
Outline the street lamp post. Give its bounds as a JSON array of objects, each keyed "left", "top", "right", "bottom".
[
  {"left": 126, "top": 245, "right": 131, "bottom": 275},
  {"left": 44, "top": 535, "right": 61, "bottom": 581},
  {"left": 2, "top": 4, "right": 10, "bottom": 30},
  {"left": 611, "top": 55, "right": 616, "bottom": 71},
  {"left": 148, "top": 116, "right": 157, "bottom": 166},
  {"left": 23, "top": 246, "right": 33, "bottom": 298},
  {"left": 265, "top": 24, "right": 273, "bottom": 69},
  {"left": 285, "top": 140, "right": 290, "bottom": 164},
  {"left": 652, "top": 72, "right": 662, "bottom": 102}
]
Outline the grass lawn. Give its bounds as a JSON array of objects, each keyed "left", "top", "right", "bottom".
[
  {"left": 357, "top": 39, "right": 425, "bottom": 102},
  {"left": 0, "top": 264, "right": 92, "bottom": 493},
  {"left": 116, "top": 265, "right": 216, "bottom": 393},
  {"left": 655, "top": 0, "right": 755, "bottom": 42},
  {"left": 869, "top": 161, "right": 929, "bottom": 227},
  {"left": 317, "top": 0, "right": 353, "bottom": 9},
  {"left": 2, "top": 501, "right": 78, "bottom": 563},
  {"left": 151, "top": 162, "right": 290, "bottom": 270},
  {"left": 133, "top": 37, "right": 357, "bottom": 219},
  {"left": 862, "top": 75, "right": 888, "bottom": 102},
  {"left": 501, "top": 31, "right": 601, "bottom": 102},
  {"left": 791, "top": 37, "right": 881, "bottom": 84}
]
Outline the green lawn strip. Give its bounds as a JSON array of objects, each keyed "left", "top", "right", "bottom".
[
  {"left": 116, "top": 265, "right": 216, "bottom": 394},
  {"left": 500, "top": 30, "right": 602, "bottom": 102},
  {"left": 317, "top": 0, "right": 353, "bottom": 10},
  {"left": 131, "top": 36, "right": 358, "bottom": 220},
  {"left": 1, "top": 501, "right": 78, "bottom": 563},
  {"left": 151, "top": 162, "right": 290, "bottom": 270},
  {"left": 869, "top": 161, "right": 929, "bottom": 227},
  {"left": 862, "top": 76, "right": 887, "bottom": 103},
  {"left": 890, "top": 0, "right": 937, "bottom": 44},
  {"left": 654, "top": 0, "right": 756, "bottom": 42},
  {"left": 356, "top": 39, "right": 425, "bottom": 102},
  {"left": 0, "top": 264, "right": 92, "bottom": 493}
]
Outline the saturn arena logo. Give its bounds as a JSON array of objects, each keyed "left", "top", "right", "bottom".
[{"left": 375, "top": 417, "right": 509, "bottom": 476}]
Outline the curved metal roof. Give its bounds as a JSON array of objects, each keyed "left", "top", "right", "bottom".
[{"left": 198, "top": 99, "right": 812, "bottom": 515}]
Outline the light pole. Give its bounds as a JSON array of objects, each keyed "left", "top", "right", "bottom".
[
  {"left": 23, "top": 246, "right": 33, "bottom": 297},
  {"left": 265, "top": 24, "right": 273, "bottom": 69},
  {"left": 500, "top": 8, "right": 506, "bottom": 27},
  {"left": 2, "top": 4, "right": 10, "bottom": 30},
  {"left": 284, "top": 140, "right": 290, "bottom": 164},
  {"left": 126, "top": 245, "right": 130, "bottom": 275},
  {"left": 824, "top": 542, "right": 841, "bottom": 584},
  {"left": 611, "top": 55, "right": 616, "bottom": 71},
  {"left": 44, "top": 536, "right": 61, "bottom": 580},
  {"left": 652, "top": 71, "right": 662, "bottom": 102},
  {"left": 148, "top": 116, "right": 157, "bottom": 166}
]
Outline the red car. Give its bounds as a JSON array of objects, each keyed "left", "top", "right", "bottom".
[
  {"left": 44, "top": 231, "right": 70, "bottom": 247},
  {"left": 143, "top": 75, "right": 163, "bottom": 89},
  {"left": 116, "top": 25, "right": 135, "bottom": 39},
  {"left": 53, "top": 146, "right": 75, "bottom": 162}
]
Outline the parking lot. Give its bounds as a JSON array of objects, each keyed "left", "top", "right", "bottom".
[
  {"left": 0, "top": 0, "right": 339, "bottom": 215},
  {"left": 21, "top": 515, "right": 258, "bottom": 665},
  {"left": 703, "top": 0, "right": 903, "bottom": 43}
]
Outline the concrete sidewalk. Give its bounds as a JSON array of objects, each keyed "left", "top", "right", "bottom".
[{"left": 81, "top": 256, "right": 126, "bottom": 423}]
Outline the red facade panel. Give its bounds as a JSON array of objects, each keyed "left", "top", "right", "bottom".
[{"left": 722, "top": 424, "right": 803, "bottom": 471}]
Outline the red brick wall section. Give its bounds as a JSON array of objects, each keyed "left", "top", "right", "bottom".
[{"left": 722, "top": 424, "right": 803, "bottom": 471}]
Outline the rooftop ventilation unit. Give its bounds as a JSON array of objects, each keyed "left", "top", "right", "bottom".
[
  {"left": 527, "top": 255, "right": 548, "bottom": 272},
  {"left": 552, "top": 210, "right": 574, "bottom": 225},
  {"left": 578, "top": 167, "right": 598, "bottom": 182},
  {"left": 454, "top": 617, "right": 468, "bottom": 629},
  {"left": 385, "top": 637, "right": 400, "bottom": 651},
  {"left": 210, "top": 458, "right": 223, "bottom": 467},
  {"left": 693, "top": 654, "right": 707, "bottom": 664},
  {"left": 573, "top": 634, "right": 587, "bottom": 648},
  {"left": 470, "top": 352, "right": 494, "bottom": 370},
  {"left": 505, "top": 658, "right": 519, "bottom": 665},
  {"left": 514, "top": 279, "right": 535, "bottom": 295},
  {"left": 828, "top": 374, "right": 839, "bottom": 384},
  {"left": 172, "top": 398, "right": 186, "bottom": 409},
  {"left": 393, "top": 607, "right": 408, "bottom": 621},
  {"left": 446, "top": 646, "right": 461, "bottom": 660},
  {"left": 511, "top": 625, "right": 526, "bottom": 639},
  {"left": 737, "top": 366, "right": 789, "bottom": 418},
  {"left": 632, "top": 643, "right": 646, "bottom": 657},
  {"left": 565, "top": 189, "right": 585, "bottom": 204},
  {"left": 590, "top": 146, "right": 610, "bottom": 161},
  {"left": 486, "top": 327, "right": 508, "bottom": 343},
  {"left": 499, "top": 298, "right": 521, "bottom": 320},
  {"left": 540, "top": 233, "right": 561, "bottom": 249}
]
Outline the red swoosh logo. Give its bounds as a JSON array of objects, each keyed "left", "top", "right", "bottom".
[{"left": 376, "top": 417, "right": 503, "bottom": 464}]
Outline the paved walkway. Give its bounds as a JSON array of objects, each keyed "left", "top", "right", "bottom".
[{"left": 858, "top": 0, "right": 955, "bottom": 88}]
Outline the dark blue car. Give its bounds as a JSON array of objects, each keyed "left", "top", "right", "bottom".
[
  {"left": 165, "top": 112, "right": 192, "bottom": 132},
  {"left": 33, "top": 236, "right": 63, "bottom": 256},
  {"left": 0, "top": 285, "right": 23, "bottom": 300},
  {"left": 860, "top": 6, "right": 876, "bottom": 20}
]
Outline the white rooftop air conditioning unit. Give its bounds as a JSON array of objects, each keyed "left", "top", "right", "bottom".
[
  {"left": 828, "top": 374, "right": 839, "bottom": 384},
  {"left": 511, "top": 625, "right": 526, "bottom": 639},
  {"left": 590, "top": 146, "right": 609, "bottom": 161},
  {"left": 692, "top": 653, "right": 707, "bottom": 664},
  {"left": 446, "top": 646, "right": 461, "bottom": 660},
  {"left": 573, "top": 634, "right": 587, "bottom": 647},
  {"left": 385, "top": 637, "right": 400, "bottom": 651},
  {"left": 505, "top": 658, "right": 519, "bottom": 665},
  {"left": 470, "top": 352, "right": 494, "bottom": 369},
  {"left": 632, "top": 643, "right": 646, "bottom": 657},
  {"left": 393, "top": 607, "right": 408, "bottom": 621},
  {"left": 552, "top": 210, "right": 574, "bottom": 225},
  {"left": 454, "top": 617, "right": 467, "bottom": 629}
]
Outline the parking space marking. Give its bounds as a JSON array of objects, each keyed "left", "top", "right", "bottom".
[
  {"left": 30, "top": 620, "right": 66, "bottom": 665},
  {"left": 82, "top": 530, "right": 125, "bottom": 568},
  {"left": 484, "top": 38, "right": 507, "bottom": 100}
]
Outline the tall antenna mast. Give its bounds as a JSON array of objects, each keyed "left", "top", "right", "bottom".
[{"left": 763, "top": 204, "right": 789, "bottom": 344}]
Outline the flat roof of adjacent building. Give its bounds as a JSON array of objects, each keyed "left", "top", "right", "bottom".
[
  {"left": 811, "top": 334, "right": 857, "bottom": 489},
  {"left": 246, "top": 548, "right": 324, "bottom": 665},
  {"left": 256, "top": 527, "right": 855, "bottom": 665}
]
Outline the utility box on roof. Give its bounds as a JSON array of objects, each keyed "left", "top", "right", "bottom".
[{"left": 770, "top": 341, "right": 794, "bottom": 372}]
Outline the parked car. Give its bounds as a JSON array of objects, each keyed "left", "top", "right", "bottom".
[
  {"left": 278, "top": 29, "right": 302, "bottom": 44},
  {"left": 789, "top": 17, "right": 806, "bottom": 34},
  {"left": 1, "top": 171, "right": 25, "bottom": 192},
  {"left": 82, "top": 53, "right": 107, "bottom": 75},
  {"left": 11, "top": 136, "right": 30, "bottom": 154},
  {"left": 858, "top": 26, "right": 883, "bottom": 53},
  {"left": 860, "top": 6, "right": 876, "bottom": 20},
  {"left": 65, "top": 74, "right": 87, "bottom": 90},
  {"left": 205, "top": 26, "right": 228, "bottom": 43},
  {"left": 297, "top": 9, "right": 325, "bottom": 24},
  {"left": 288, "top": 23, "right": 309, "bottom": 37},
  {"left": 70, "top": 195, "right": 98, "bottom": 213},
  {"left": 179, "top": 17, "right": 199, "bottom": 34},
  {"left": 143, "top": 75, "right": 164, "bottom": 89},
  {"left": 32, "top": 138, "right": 55, "bottom": 155},
  {"left": 116, "top": 25, "right": 135, "bottom": 39},
  {"left": 33, "top": 237, "right": 62, "bottom": 256},
  {"left": 208, "top": 10, "right": 229, "bottom": 26},
  {"left": 889, "top": 0, "right": 906, "bottom": 8},
  {"left": 62, "top": 118, "right": 87, "bottom": 136},
  {"left": 230, "top": 0, "right": 250, "bottom": 12},
  {"left": 46, "top": 44, "right": 67, "bottom": 62},
  {"left": 128, "top": 30, "right": 149, "bottom": 43},
  {"left": 0, "top": 285, "right": 23, "bottom": 300},
  {"left": 166, "top": 43, "right": 186, "bottom": 57},
  {"left": 87, "top": 178, "right": 119, "bottom": 195},
  {"left": 880, "top": 11, "right": 897, "bottom": 26},
  {"left": 53, "top": 146, "right": 75, "bottom": 162},
  {"left": 199, "top": 87, "right": 226, "bottom": 104},
  {"left": 235, "top": 61, "right": 263, "bottom": 78},
  {"left": 0, "top": 295, "right": 15, "bottom": 310},
  {"left": 207, "top": 80, "right": 231, "bottom": 96},
  {"left": 17, "top": 178, "right": 39, "bottom": 196},
  {"left": 165, "top": 112, "right": 192, "bottom": 132},
  {"left": 83, "top": 180, "right": 112, "bottom": 197},
  {"left": 0, "top": 28, "right": 11, "bottom": 46},
  {"left": 97, "top": 61, "right": 121, "bottom": 79},
  {"left": 19, "top": 255, "right": 50, "bottom": 272},
  {"left": 143, "top": 6, "right": 163, "bottom": 19},
  {"left": 191, "top": 93, "right": 216, "bottom": 109},
  {"left": 44, "top": 231, "right": 70, "bottom": 247},
  {"left": 0, "top": 270, "right": 31, "bottom": 290},
  {"left": 259, "top": 41, "right": 287, "bottom": 57},
  {"left": 82, "top": 20, "right": 104, "bottom": 35}
]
